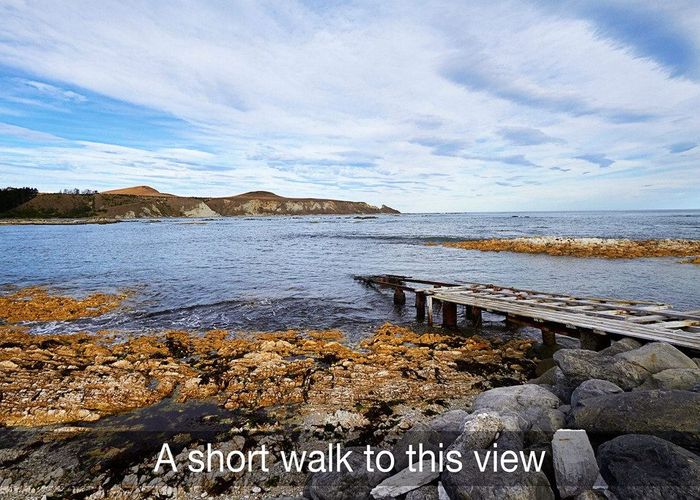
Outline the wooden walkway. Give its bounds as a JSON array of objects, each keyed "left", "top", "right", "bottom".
[{"left": 355, "top": 275, "right": 700, "bottom": 351}]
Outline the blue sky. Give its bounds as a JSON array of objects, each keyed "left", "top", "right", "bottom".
[{"left": 0, "top": 0, "right": 698, "bottom": 212}]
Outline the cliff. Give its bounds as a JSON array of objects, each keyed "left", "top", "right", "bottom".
[{"left": 1, "top": 186, "right": 399, "bottom": 219}]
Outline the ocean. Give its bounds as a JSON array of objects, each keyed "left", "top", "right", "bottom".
[{"left": 2, "top": 210, "right": 699, "bottom": 339}]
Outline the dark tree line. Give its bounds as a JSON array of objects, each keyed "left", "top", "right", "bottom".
[{"left": 0, "top": 187, "right": 39, "bottom": 213}]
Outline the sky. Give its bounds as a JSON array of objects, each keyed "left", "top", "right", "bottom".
[{"left": 0, "top": 0, "right": 699, "bottom": 212}]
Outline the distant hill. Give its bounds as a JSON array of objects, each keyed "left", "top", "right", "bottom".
[
  {"left": 1, "top": 186, "right": 400, "bottom": 219},
  {"left": 102, "top": 185, "right": 172, "bottom": 197}
]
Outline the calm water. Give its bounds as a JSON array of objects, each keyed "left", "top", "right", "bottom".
[{"left": 1, "top": 211, "right": 699, "bottom": 339}]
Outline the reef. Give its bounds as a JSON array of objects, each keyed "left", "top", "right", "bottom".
[{"left": 438, "top": 237, "right": 700, "bottom": 259}]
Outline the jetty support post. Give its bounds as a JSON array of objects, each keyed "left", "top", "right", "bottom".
[
  {"left": 470, "top": 306, "right": 482, "bottom": 328},
  {"left": 442, "top": 301, "right": 458, "bottom": 329},
  {"left": 415, "top": 291, "right": 426, "bottom": 321},
  {"left": 427, "top": 296, "right": 434, "bottom": 326},
  {"left": 393, "top": 287, "right": 406, "bottom": 306},
  {"left": 580, "top": 330, "right": 611, "bottom": 351},
  {"left": 541, "top": 327, "right": 557, "bottom": 347}
]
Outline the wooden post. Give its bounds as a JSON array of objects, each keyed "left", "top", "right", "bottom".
[
  {"left": 427, "top": 296, "right": 434, "bottom": 326},
  {"left": 580, "top": 331, "right": 611, "bottom": 351},
  {"left": 541, "top": 328, "right": 557, "bottom": 347},
  {"left": 393, "top": 287, "right": 406, "bottom": 306},
  {"left": 442, "top": 301, "right": 457, "bottom": 329},
  {"left": 415, "top": 292, "right": 426, "bottom": 322},
  {"left": 471, "top": 306, "right": 482, "bottom": 327},
  {"left": 505, "top": 314, "right": 519, "bottom": 332}
]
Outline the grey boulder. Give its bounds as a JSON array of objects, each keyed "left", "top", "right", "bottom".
[
  {"left": 305, "top": 448, "right": 390, "bottom": 500},
  {"left": 636, "top": 367, "right": 700, "bottom": 391},
  {"left": 371, "top": 460, "right": 439, "bottom": 499},
  {"left": 599, "top": 338, "right": 642, "bottom": 356},
  {"left": 553, "top": 349, "right": 649, "bottom": 392},
  {"left": 616, "top": 342, "right": 697, "bottom": 374},
  {"left": 406, "top": 484, "right": 439, "bottom": 500},
  {"left": 597, "top": 434, "right": 700, "bottom": 500},
  {"left": 570, "top": 379, "right": 623, "bottom": 408},
  {"left": 551, "top": 429, "right": 599, "bottom": 498},
  {"left": 441, "top": 452, "right": 554, "bottom": 500},
  {"left": 571, "top": 390, "right": 700, "bottom": 451}
]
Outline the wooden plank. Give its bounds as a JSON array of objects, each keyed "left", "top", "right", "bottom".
[{"left": 653, "top": 320, "right": 700, "bottom": 329}]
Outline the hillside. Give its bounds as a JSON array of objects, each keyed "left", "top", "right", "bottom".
[{"left": 1, "top": 187, "right": 399, "bottom": 219}]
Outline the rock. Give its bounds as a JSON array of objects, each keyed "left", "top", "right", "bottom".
[
  {"left": 0, "top": 360, "right": 19, "bottom": 370},
  {"left": 405, "top": 484, "right": 438, "bottom": 500},
  {"left": 551, "top": 430, "right": 599, "bottom": 498},
  {"left": 616, "top": 342, "right": 696, "bottom": 374},
  {"left": 370, "top": 460, "right": 439, "bottom": 499},
  {"left": 597, "top": 434, "right": 700, "bottom": 500},
  {"left": 599, "top": 338, "right": 642, "bottom": 356},
  {"left": 636, "top": 368, "right": 700, "bottom": 391},
  {"left": 553, "top": 349, "right": 649, "bottom": 393},
  {"left": 571, "top": 390, "right": 700, "bottom": 450},
  {"left": 570, "top": 379, "right": 623, "bottom": 408},
  {"left": 530, "top": 367, "right": 556, "bottom": 385},
  {"left": 437, "top": 482, "right": 449, "bottom": 500},
  {"left": 449, "top": 412, "right": 504, "bottom": 451},
  {"left": 441, "top": 452, "right": 555, "bottom": 500},
  {"left": 471, "top": 384, "right": 564, "bottom": 443},
  {"left": 471, "top": 385, "right": 560, "bottom": 415},
  {"left": 305, "top": 448, "right": 390, "bottom": 500},
  {"left": 393, "top": 411, "right": 470, "bottom": 471},
  {"left": 693, "top": 358, "right": 700, "bottom": 368}
]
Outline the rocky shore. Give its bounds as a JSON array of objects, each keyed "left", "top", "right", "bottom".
[
  {"left": 438, "top": 237, "right": 700, "bottom": 260},
  {"left": 1, "top": 287, "right": 699, "bottom": 499}
]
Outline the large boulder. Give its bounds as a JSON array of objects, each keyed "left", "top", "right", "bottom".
[
  {"left": 393, "top": 411, "right": 470, "bottom": 471},
  {"left": 471, "top": 384, "right": 564, "bottom": 446},
  {"left": 570, "top": 390, "right": 700, "bottom": 451},
  {"left": 599, "top": 338, "right": 642, "bottom": 356},
  {"left": 305, "top": 448, "right": 390, "bottom": 500},
  {"left": 616, "top": 342, "right": 696, "bottom": 374},
  {"left": 553, "top": 349, "right": 649, "bottom": 393},
  {"left": 570, "top": 379, "right": 623, "bottom": 408},
  {"left": 597, "top": 434, "right": 700, "bottom": 500},
  {"left": 551, "top": 430, "right": 599, "bottom": 498},
  {"left": 441, "top": 453, "right": 554, "bottom": 500},
  {"left": 636, "top": 368, "right": 700, "bottom": 391}
]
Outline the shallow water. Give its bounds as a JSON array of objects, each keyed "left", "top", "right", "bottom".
[{"left": 1, "top": 211, "right": 699, "bottom": 338}]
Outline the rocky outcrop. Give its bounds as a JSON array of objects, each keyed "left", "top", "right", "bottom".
[{"left": 616, "top": 342, "right": 697, "bottom": 374}]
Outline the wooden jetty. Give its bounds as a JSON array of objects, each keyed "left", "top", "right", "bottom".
[{"left": 355, "top": 274, "right": 700, "bottom": 352}]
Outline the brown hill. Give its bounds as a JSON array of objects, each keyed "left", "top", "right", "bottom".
[
  {"left": 102, "top": 185, "right": 170, "bottom": 197},
  {"left": 2, "top": 188, "right": 399, "bottom": 219}
]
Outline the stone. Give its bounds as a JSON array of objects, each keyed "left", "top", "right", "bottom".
[
  {"left": 553, "top": 349, "right": 649, "bottom": 392},
  {"left": 616, "top": 342, "right": 696, "bottom": 374},
  {"left": 551, "top": 430, "right": 599, "bottom": 498},
  {"left": 370, "top": 461, "right": 439, "bottom": 499},
  {"left": 530, "top": 366, "right": 556, "bottom": 385},
  {"left": 471, "top": 384, "right": 563, "bottom": 445},
  {"left": 449, "top": 412, "right": 504, "bottom": 451},
  {"left": 571, "top": 390, "right": 700, "bottom": 450},
  {"left": 405, "top": 484, "right": 438, "bottom": 500},
  {"left": 437, "top": 482, "right": 449, "bottom": 500},
  {"left": 441, "top": 452, "right": 555, "bottom": 500},
  {"left": 599, "top": 338, "right": 642, "bottom": 356},
  {"left": 570, "top": 379, "right": 623, "bottom": 408},
  {"left": 393, "top": 411, "right": 470, "bottom": 471},
  {"left": 636, "top": 368, "right": 700, "bottom": 391},
  {"left": 0, "top": 360, "right": 19, "bottom": 370},
  {"left": 597, "top": 434, "right": 700, "bottom": 500},
  {"left": 305, "top": 448, "right": 391, "bottom": 500}
]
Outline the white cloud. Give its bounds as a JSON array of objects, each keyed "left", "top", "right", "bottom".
[{"left": 0, "top": 0, "right": 698, "bottom": 210}]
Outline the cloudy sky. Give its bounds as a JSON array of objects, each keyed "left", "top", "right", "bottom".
[{"left": 0, "top": 0, "right": 699, "bottom": 212}]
